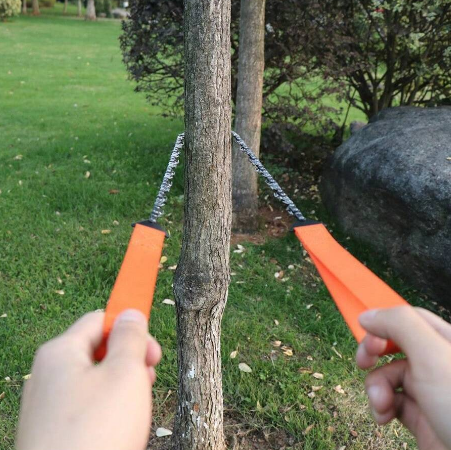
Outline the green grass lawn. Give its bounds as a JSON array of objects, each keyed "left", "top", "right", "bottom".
[{"left": 0, "top": 10, "right": 421, "bottom": 450}]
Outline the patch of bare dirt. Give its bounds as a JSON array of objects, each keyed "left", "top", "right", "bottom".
[{"left": 231, "top": 206, "right": 293, "bottom": 246}]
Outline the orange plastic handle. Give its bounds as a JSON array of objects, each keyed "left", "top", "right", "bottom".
[
  {"left": 294, "top": 223, "right": 409, "bottom": 356},
  {"left": 94, "top": 223, "right": 166, "bottom": 361}
]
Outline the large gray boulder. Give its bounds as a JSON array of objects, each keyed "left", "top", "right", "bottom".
[{"left": 321, "top": 107, "right": 451, "bottom": 304}]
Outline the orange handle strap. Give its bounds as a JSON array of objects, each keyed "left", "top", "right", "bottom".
[
  {"left": 94, "top": 223, "right": 166, "bottom": 361},
  {"left": 294, "top": 223, "right": 409, "bottom": 355}
]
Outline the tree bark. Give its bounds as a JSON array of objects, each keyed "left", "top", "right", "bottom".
[
  {"left": 77, "top": 0, "right": 82, "bottom": 16},
  {"left": 85, "top": 0, "right": 96, "bottom": 20},
  {"left": 63, "top": 0, "right": 68, "bottom": 13},
  {"left": 172, "top": 0, "right": 232, "bottom": 449},
  {"left": 32, "top": 0, "right": 39, "bottom": 15},
  {"left": 22, "top": 0, "right": 27, "bottom": 14},
  {"left": 232, "top": 0, "right": 266, "bottom": 233}
]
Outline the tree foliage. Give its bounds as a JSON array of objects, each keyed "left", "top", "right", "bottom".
[
  {"left": 0, "top": 0, "right": 20, "bottom": 20},
  {"left": 120, "top": 0, "right": 342, "bottom": 134},
  {"left": 120, "top": 0, "right": 451, "bottom": 130},
  {"left": 312, "top": 0, "right": 451, "bottom": 117}
]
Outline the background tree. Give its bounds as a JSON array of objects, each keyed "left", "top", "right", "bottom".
[
  {"left": 31, "top": 0, "right": 39, "bottom": 15},
  {"left": 63, "top": 0, "right": 67, "bottom": 13},
  {"left": 0, "top": 0, "right": 20, "bottom": 20},
  {"left": 232, "top": 0, "right": 266, "bottom": 233},
  {"left": 308, "top": 0, "right": 451, "bottom": 118},
  {"left": 85, "top": 0, "right": 95, "bottom": 20},
  {"left": 172, "top": 0, "right": 232, "bottom": 449},
  {"left": 21, "top": 0, "right": 26, "bottom": 14},
  {"left": 77, "top": 0, "right": 81, "bottom": 16}
]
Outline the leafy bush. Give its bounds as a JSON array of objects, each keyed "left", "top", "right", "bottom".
[
  {"left": 0, "top": 0, "right": 20, "bottom": 20},
  {"left": 120, "top": 0, "right": 343, "bottom": 136}
]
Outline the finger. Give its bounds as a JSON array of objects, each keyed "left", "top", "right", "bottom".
[
  {"left": 414, "top": 308, "right": 451, "bottom": 343},
  {"left": 63, "top": 311, "right": 105, "bottom": 357},
  {"left": 365, "top": 359, "right": 408, "bottom": 415},
  {"left": 359, "top": 307, "right": 449, "bottom": 364},
  {"left": 356, "top": 334, "right": 387, "bottom": 369},
  {"left": 105, "top": 309, "right": 149, "bottom": 364},
  {"left": 394, "top": 392, "right": 423, "bottom": 436},
  {"left": 146, "top": 336, "right": 162, "bottom": 367}
]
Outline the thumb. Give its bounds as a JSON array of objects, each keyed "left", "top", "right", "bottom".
[
  {"left": 105, "top": 309, "right": 149, "bottom": 364},
  {"left": 359, "top": 306, "right": 449, "bottom": 365}
]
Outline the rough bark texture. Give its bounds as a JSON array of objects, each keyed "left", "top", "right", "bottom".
[
  {"left": 232, "top": 0, "right": 266, "bottom": 232},
  {"left": 85, "top": 0, "right": 96, "bottom": 20},
  {"left": 32, "top": 0, "right": 39, "bottom": 15},
  {"left": 22, "top": 0, "right": 27, "bottom": 14},
  {"left": 172, "top": 0, "right": 232, "bottom": 449},
  {"left": 77, "top": 0, "right": 82, "bottom": 16},
  {"left": 321, "top": 106, "right": 451, "bottom": 304}
]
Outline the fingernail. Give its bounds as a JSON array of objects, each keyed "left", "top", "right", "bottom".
[
  {"left": 116, "top": 309, "right": 147, "bottom": 324},
  {"left": 359, "top": 309, "right": 378, "bottom": 325},
  {"left": 367, "top": 385, "right": 380, "bottom": 405}
]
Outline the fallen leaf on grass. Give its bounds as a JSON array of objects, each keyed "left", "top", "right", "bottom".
[
  {"left": 298, "top": 367, "right": 312, "bottom": 374},
  {"left": 155, "top": 428, "right": 172, "bottom": 437},
  {"left": 307, "top": 392, "right": 316, "bottom": 399},
  {"left": 230, "top": 350, "right": 238, "bottom": 359},
  {"left": 168, "top": 265, "right": 177, "bottom": 271},
  {"left": 101, "top": 230, "right": 111, "bottom": 235},
  {"left": 350, "top": 430, "right": 358, "bottom": 437},
  {"left": 334, "top": 385, "right": 346, "bottom": 395},
  {"left": 238, "top": 363, "right": 252, "bottom": 373},
  {"left": 162, "top": 299, "right": 175, "bottom": 306},
  {"left": 160, "top": 256, "right": 168, "bottom": 264},
  {"left": 233, "top": 244, "right": 245, "bottom": 254},
  {"left": 109, "top": 189, "right": 119, "bottom": 195},
  {"left": 272, "top": 340, "right": 282, "bottom": 347},
  {"left": 13, "top": 155, "right": 23, "bottom": 161},
  {"left": 283, "top": 349, "right": 293, "bottom": 356},
  {"left": 274, "top": 319, "right": 279, "bottom": 326},
  {"left": 327, "top": 426, "right": 335, "bottom": 433},
  {"left": 312, "top": 373, "right": 324, "bottom": 380},
  {"left": 312, "top": 385, "right": 323, "bottom": 392},
  {"left": 55, "top": 290, "right": 65, "bottom": 296},
  {"left": 306, "top": 355, "right": 313, "bottom": 361},
  {"left": 0, "top": 314, "right": 7, "bottom": 318},
  {"left": 306, "top": 304, "right": 313, "bottom": 310},
  {"left": 22, "top": 374, "right": 32, "bottom": 380},
  {"left": 84, "top": 171, "right": 91, "bottom": 179},
  {"left": 113, "top": 220, "right": 120, "bottom": 226},
  {"left": 303, "top": 424, "right": 314, "bottom": 435},
  {"left": 0, "top": 392, "right": 5, "bottom": 401}
]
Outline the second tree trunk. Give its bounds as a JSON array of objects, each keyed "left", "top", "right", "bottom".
[{"left": 232, "top": 0, "right": 266, "bottom": 233}]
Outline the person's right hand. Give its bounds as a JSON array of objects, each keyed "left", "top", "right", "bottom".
[{"left": 356, "top": 306, "right": 451, "bottom": 450}]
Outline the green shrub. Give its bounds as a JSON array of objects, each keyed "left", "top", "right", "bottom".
[{"left": 0, "top": 0, "right": 21, "bottom": 20}]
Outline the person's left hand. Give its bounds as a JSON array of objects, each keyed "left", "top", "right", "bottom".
[{"left": 16, "top": 309, "right": 162, "bottom": 450}]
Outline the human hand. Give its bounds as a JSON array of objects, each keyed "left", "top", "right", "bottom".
[
  {"left": 16, "top": 309, "right": 162, "bottom": 450},
  {"left": 357, "top": 306, "right": 451, "bottom": 450}
]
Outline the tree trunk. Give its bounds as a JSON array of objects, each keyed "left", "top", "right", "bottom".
[
  {"left": 32, "top": 0, "right": 39, "bottom": 15},
  {"left": 85, "top": 0, "right": 96, "bottom": 20},
  {"left": 63, "top": 0, "right": 68, "bottom": 13},
  {"left": 22, "top": 0, "right": 27, "bottom": 14},
  {"left": 77, "top": 0, "right": 82, "bottom": 16},
  {"left": 232, "top": 0, "right": 266, "bottom": 233},
  {"left": 172, "top": 0, "right": 232, "bottom": 449}
]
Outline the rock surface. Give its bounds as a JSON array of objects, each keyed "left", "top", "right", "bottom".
[{"left": 321, "top": 107, "right": 451, "bottom": 304}]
